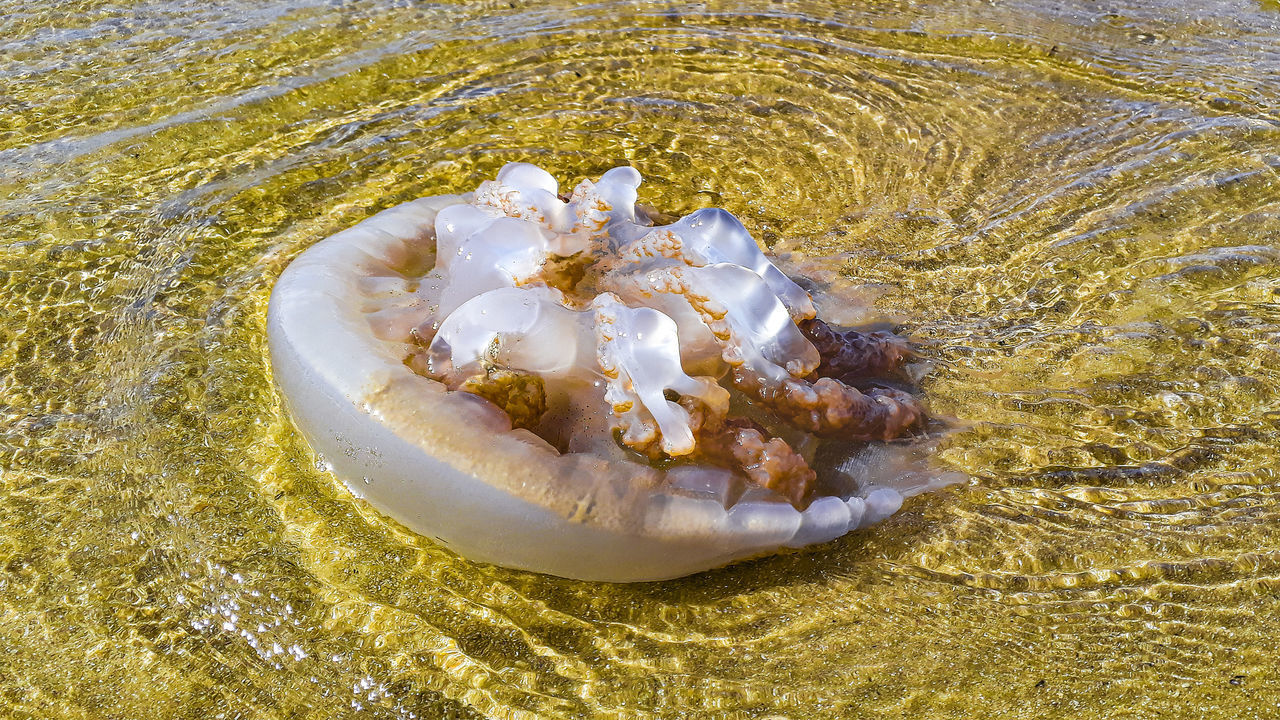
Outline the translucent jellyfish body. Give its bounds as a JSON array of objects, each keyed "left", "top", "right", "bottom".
[{"left": 267, "top": 163, "right": 958, "bottom": 581}]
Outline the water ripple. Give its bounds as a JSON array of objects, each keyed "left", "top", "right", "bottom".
[{"left": 3, "top": 0, "right": 1280, "bottom": 717}]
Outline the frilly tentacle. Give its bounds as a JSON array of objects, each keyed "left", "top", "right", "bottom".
[
  {"left": 605, "top": 261, "right": 820, "bottom": 388},
  {"left": 469, "top": 162, "right": 643, "bottom": 257},
  {"left": 592, "top": 294, "right": 728, "bottom": 457},
  {"left": 473, "top": 163, "right": 571, "bottom": 232},
  {"left": 660, "top": 208, "right": 816, "bottom": 321},
  {"left": 428, "top": 216, "right": 557, "bottom": 320},
  {"left": 426, "top": 286, "right": 594, "bottom": 384}
]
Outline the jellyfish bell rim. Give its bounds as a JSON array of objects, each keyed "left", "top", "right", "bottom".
[{"left": 266, "top": 191, "right": 896, "bottom": 582}]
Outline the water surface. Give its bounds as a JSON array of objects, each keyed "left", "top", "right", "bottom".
[{"left": 3, "top": 0, "right": 1280, "bottom": 717}]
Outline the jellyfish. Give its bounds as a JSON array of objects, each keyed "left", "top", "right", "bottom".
[{"left": 266, "top": 162, "right": 959, "bottom": 581}]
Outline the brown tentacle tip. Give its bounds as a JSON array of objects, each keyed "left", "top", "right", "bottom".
[
  {"left": 699, "top": 419, "right": 816, "bottom": 507},
  {"left": 799, "top": 317, "right": 915, "bottom": 383},
  {"left": 733, "top": 372, "right": 926, "bottom": 442}
]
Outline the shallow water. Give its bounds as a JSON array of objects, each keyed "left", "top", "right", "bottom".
[{"left": 3, "top": 0, "right": 1280, "bottom": 717}]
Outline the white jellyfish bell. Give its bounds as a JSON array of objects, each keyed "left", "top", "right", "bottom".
[{"left": 267, "top": 162, "right": 960, "bottom": 581}]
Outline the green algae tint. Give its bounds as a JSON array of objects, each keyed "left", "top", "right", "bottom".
[{"left": 2, "top": 0, "right": 1280, "bottom": 717}]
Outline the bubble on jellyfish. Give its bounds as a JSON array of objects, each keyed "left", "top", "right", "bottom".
[{"left": 266, "top": 162, "right": 963, "bottom": 581}]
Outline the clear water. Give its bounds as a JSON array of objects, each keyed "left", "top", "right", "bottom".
[{"left": 2, "top": 1, "right": 1279, "bottom": 717}]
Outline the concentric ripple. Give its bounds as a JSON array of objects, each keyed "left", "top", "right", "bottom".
[{"left": 2, "top": 0, "right": 1280, "bottom": 717}]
